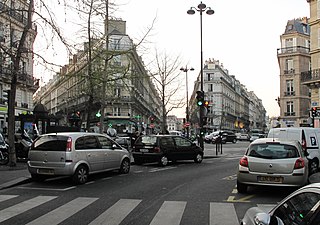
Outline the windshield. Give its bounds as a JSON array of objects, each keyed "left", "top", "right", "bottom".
[{"left": 248, "top": 143, "right": 299, "bottom": 159}]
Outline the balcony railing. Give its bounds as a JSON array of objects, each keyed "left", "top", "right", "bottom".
[
  {"left": 284, "top": 69, "right": 295, "bottom": 74},
  {"left": 277, "top": 46, "right": 310, "bottom": 55},
  {"left": 0, "top": 66, "right": 40, "bottom": 88},
  {"left": 284, "top": 112, "right": 296, "bottom": 116},
  {"left": 301, "top": 68, "right": 320, "bottom": 83},
  {"left": 284, "top": 91, "right": 295, "bottom": 96}
]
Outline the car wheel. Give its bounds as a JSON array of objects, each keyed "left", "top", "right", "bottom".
[
  {"left": 72, "top": 165, "right": 88, "bottom": 184},
  {"left": 237, "top": 181, "right": 247, "bottom": 193},
  {"left": 0, "top": 152, "right": 9, "bottom": 165},
  {"left": 309, "top": 159, "right": 319, "bottom": 175},
  {"left": 31, "top": 174, "right": 47, "bottom": 182},
  {"left": 194, "top": 153, "right": 203, "bottom": 163},
  {"left": 119, "top": 158, "right": 130, "bottom": 174},
  {"left": 159, "top": 155, "right": 168, "bottom": 166}
]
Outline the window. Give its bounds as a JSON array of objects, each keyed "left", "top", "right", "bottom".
[
  {"left": 97, "top": 136, "right": 113, "bottom": 149},
  {"left": 273, "top": 192, "right": 320, "bottom": 224},
  {"left": 114, "top": 88, "right": 120, "bottom": 97},
  {"left": 285, "top": 38, "right": 293, "bottom": 52},
  {"left": 173, "top": 137, "right": 191, "bottom": 147},
  {"left": 110, "top": 38, "right": 121, "bottom": 50},
  {"left": 160, "top": 137, "right": 175, "bottom": 148},
  {"left": 75, "top": 136, "right": 99, "bottom": 150},
  {"left": 0, "top": 22, "right": 4, "bottom": 41},
  {"left": 286, "top": 80, "right": 294, "bottom": 95},
  {"left": 286, "top": 59, "right": 294, "bottom": 71},
  {"left": 113, "top": 107, "right": 121, "bottom": 116},
  {"left": 286, "top": 101, "right": 294, "bottom": 115},
  {"left": 208, "top": 84, "right": 213, "bottom": 92}
]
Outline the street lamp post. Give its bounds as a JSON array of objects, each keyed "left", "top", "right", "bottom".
[
  {"left": 180, "top": 66, "right": 194, "bottom": 138},
  {"left": 187, "top": 1, "right": 214, "bottom": 149}
]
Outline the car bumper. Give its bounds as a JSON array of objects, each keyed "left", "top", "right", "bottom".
[
  {"left": 237, "top": 171, "right": 308, "bottom": 187},
  {"left": 132, "top": 152, "right": 163, "bottom": 161},
  {"left": 27, "top": 161, "right": 75, "bottom": 176}
]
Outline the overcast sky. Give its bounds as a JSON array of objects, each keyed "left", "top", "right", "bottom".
[{"left": 35, "top": 0, "right": 310, "bottom": 118}]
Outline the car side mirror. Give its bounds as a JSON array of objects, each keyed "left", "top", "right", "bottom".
[{"left": 254, "top": 213, "right": 284, "bottom": 225}]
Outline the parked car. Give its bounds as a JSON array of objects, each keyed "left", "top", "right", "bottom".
[
  {"left": 268, "top": 127, "right": 320, "bottom": 174},
  {"left": 27, "top": 132, "right": 131, "bottom": 184},
  {"left": 169, "top": 130, "right": 183, "bottom": 136},
  {"left": 204, "top": 131, "right": 219, "bottom": 143},
  {"left": 237, "top": 138, "right": 309, "bottom": 193},
  {"left": 212, "top": 131, "right": 237, "bottom": 144},
  {"left": 237, "top": 133, "right": 251, "bottom": 141},
  {"left": 132, "top": 135, "right": 203, "bottom": 166},
  {"left": 241, "top": 182, "right": 320, "bottom": 225}
]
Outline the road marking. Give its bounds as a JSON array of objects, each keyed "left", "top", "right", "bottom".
[
  {"left": 89, "top": 199, "right": 141, "bottom": 225},
  {"left": 0, "top": 195, "right": 18, "bottom": 203},
  {"left": 0, "top": 196, "right": 57, "bottom": 223},
  {"left": 226, "top": 195, "right": 255, "bottom": 203},
  {"left": 210, "top": 202, "right": 239, "bottom": 225},
  {"left": 26, "top": 197, "right": 98, "bottom": 225},
  {"left": 149, "top": 167, "right": 176, "bottom": 173},
  {"left": 222, "top": 174, "right": 237, "bottom": 180},
  {"left": 17, "top": 186, "right": 76, "bottom": 191},
  {"left": 149, "top": 201, "right": 186, "bottom": 225}
]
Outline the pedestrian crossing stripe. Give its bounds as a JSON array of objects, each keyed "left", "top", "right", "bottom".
[{"left": 0, "top": 194, "right": 277, "bottom": 225}]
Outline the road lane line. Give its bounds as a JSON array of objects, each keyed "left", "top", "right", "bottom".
[
  {"left": 26, "top": 197, "right": 98, "bottom": 225},
  {"left": 0, "top": 196, "right": 57, "bottom": 223},
  {"left": 0, "top": 195, "right": 18, "bottom": 203},
  {"left": 149, "top": 201, "right": 186, "bottom": 225},
  {"left": 210, "top": 202, "right": 239, "bottom": 225},
  {"left": 89, "top": 199, "right": 141, "bottom": 225}
]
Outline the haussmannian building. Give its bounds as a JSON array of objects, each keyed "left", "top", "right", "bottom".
[
  {"left": 277, "top": 17, "right": 311, "bottom": 127},
  {"left": 0, "top": 0, "right": 39, "bottom": 133},
  {"left": 189, "top": 59, "right": 266, "bottom": 133},
  {"left": 33, "top": 19, "right": 162, "bottom": 135}
]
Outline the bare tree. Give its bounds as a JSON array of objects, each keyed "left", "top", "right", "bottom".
[
  {"left": 0, "top": 0, "right": 72, "bottom": 166},
  {"left": 151, "top": 50, "right": 185, "bottom": 133}
]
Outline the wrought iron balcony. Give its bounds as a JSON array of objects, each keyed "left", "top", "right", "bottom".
[
  {"left": 284, "top": 112, "right": 296, "bottom": 116},
  {"left": 277, "top": 46, "right": 310, "bottom": 55},
  {"left": 301, "top": 68, "right": 320, "bottom": 85},
  {"left": 284, "top": 91, "right": 295, "bottom": 96}
]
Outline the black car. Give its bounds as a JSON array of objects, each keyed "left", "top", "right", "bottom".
[
  {"left": 212, "top": 131, "right": 237, "bottom": 144},
  {"left": 132, "top": 135, "right": 203, "bottom": 166}
]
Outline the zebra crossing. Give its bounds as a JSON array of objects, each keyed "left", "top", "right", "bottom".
[{"left": 0, "top": 194, "right": 275, "bottom": 225}]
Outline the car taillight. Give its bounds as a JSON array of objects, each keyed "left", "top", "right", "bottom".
[
  {"left": 239, "top": 156, "right": 248, "bottom": 167},
  {"left": 154, "top": 147, "right": 160, "bottom": 153},
  {"left": 66, "top": 137, "right": 72, "bottom": 152},
  {"left": 294, "top": 158, "right": 305, "bottom": 169}
]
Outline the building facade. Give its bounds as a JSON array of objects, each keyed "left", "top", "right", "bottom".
[
  {"left": 302, "top": 1, "right": 320, "bottom": 127},
  {"left": 277, "top": 17, "right": 311, "bottom": 127},
  {"left": 0, "top": 0, "right": 39, "bottom": 132},
  {"left": 33, "top": 19, "right": 162, "bottom": 135},
  {"left": 189, "top": 59, "right": 266, "bottom": 133}
]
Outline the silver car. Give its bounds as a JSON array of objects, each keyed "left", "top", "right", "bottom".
[
  {"left": 28, "top": 132, "right": 131, "bottom": 184},
  {"left": 237, "top": 138, "right": 309, "bottom": 193},
  {"left": 241, "top": 182, "right": 320, "bottom": 225}
]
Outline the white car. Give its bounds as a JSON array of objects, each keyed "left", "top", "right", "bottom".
[{"left": 241, "top": 182, "right": 320, "bottom": 225}]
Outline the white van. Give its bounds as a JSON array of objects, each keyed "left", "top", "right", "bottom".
[{"left": 268, "top": 127, "right": 320, "bottom": 174}]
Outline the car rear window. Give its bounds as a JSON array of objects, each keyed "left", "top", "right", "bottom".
[
  {"left": 136, "top": 136, "right": 157, "bottom": 145},
  {"left": 248, "top": 143, "right": 299, "bottom": 159},
  {"left": 31, "top": 135, "right": 68, "bottom": 151}
]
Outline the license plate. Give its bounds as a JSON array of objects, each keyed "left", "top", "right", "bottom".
[
  {"left": 258, "top": 176, "right": 283, "bottom": 183},
  {"left": 37, "top": 168, "right": 54, "bottom": 175},
  {"left": 140, "top": 149, "right": 149, "bottom": 153}
]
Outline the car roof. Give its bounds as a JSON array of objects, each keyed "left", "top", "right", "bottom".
[
  {"left": 251, "top": 137, "right": 300, "bottom": 146},
  {"left": 40, "top": 132, "right": 107, "bottom": 138}
]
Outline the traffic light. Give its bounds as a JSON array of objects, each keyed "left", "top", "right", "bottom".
[
  {"left": 96, "top": 110, "right": 101, "bottom": 118},
  {"left": 2, "top": 90, "right": 9, "bottom": 104},
  {"left": 312, "top": 107, "right": 317, "bottom": 118},
  {"left": 196, "top": 91, "right": 204, "bottom": 106},
  {"left": 204, "top": 100, "right": 209, "bottom": 107}
]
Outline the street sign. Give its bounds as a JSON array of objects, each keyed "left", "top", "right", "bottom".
[
  {"left": 150, "top": 123, "right": 155, "bottom": 128},
  {"left": 185, "top": 122, "right": 190, "bottom": 127}
]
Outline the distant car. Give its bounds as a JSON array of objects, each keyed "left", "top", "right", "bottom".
[
  {"left": 249, "top": 133, "right": 265, "bottom": 142},
  {"left": 28, "top": 132, "right": 131, "bottom": 184},
  {"left": 169, "top": 131, "right": 183, "bottom": 136},
  {"left": 212, "top": 131, "right": 237, "bottom": 144},
  {"left": 241, "top": 182, "right": 320, "bottom": 225},
  {"left": 237, "top": 133, "right": 250, "bottom": 141},
  {"left": 204, "top": 131, "right": 220, "bottom": 143},
  {"left": 237, "top": 138, "right": 309, "bottom": 193},
  {"left": 132, "top": 135, "right": 203, "bottom": 166}
]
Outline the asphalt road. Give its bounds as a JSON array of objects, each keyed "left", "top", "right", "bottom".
[{"left": 0, "top": 141, "right": 298, "bottom": 225}]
